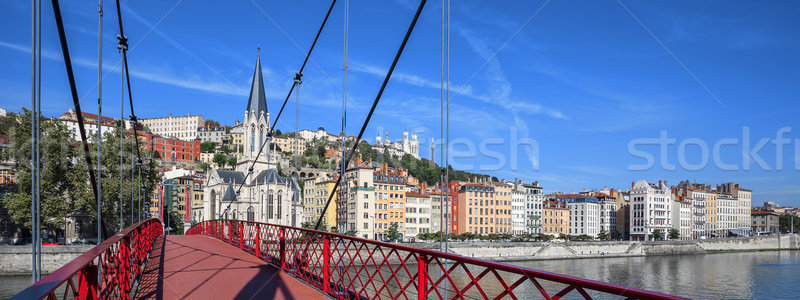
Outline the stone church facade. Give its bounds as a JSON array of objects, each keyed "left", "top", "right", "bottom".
[{"left": 201, "top": 53, "right": 302, "bottom": 226}]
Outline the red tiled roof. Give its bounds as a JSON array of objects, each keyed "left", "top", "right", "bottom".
[
  {"left": 751, "top": 210, "right": 777, "bottom": 216},
  {"left": 405, "top": 192, "right": 428, "bottom": 198}
]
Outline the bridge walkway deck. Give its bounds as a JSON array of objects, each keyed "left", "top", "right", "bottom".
[{"left": 134, "top": 235, "right": 324, "bottom": 300}]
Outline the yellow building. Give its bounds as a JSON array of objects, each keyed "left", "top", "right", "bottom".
[
  {"left": 373, "top": 169, "right": 406, "bottom": 241},
  {"left": 707, "top": 192, "right": 718, "bottom": 236},
  {"left": 491, "top": 182, "right": 513, "bottom": 234},
  {"left": 302, "top": 177, "right": 338, "bottom": 229}
]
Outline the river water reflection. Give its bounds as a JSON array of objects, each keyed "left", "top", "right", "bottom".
[{"left": 512, "top": 250, "right": 800, "bottom": 299}]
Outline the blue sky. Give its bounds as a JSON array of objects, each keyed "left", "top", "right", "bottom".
[{"left": 1, "top": 1, "right": 799, "bottom": 205}]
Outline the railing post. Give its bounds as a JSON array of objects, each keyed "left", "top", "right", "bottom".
[
  {"left": 279, "top": 228, "right": 286, "bottom": 270},
  {"left": 417, "top": 254, "right": 428, "bottom": 300},
  {"left": 255, "top": 225, "right": 261, "bottom": 259},
  {"left": 239, "top": 222, "right": 244, "bottom": 249},
  {"left": 323, "top": 236, "right": 331, "bottom": 294},
  {"left": 228, "top": 220, "right": 233, "bottom": 244}
]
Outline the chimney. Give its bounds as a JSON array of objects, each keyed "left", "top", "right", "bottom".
[
  {"left": 381, "top": 162, "right": 388, "bottom": 174},
  {"left": 534, "top": 181, "right": 539, "bottom": 186},
  {"left": 610, "top": 188, "right": 616, "bottom": 197},
  {"left": 356, "top": 157, "right": 362, "bottom": 166},
  {"left": 632, "top": 181, "right": 635, "bottom": 189},
  {"left": 583, "top": 188, "right": 588, "bottom": 193}
]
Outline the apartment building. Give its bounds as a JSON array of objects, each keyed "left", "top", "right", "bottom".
[
  {"left": 430, "top": 190, "right": 451, "bottom": 235},
  {"left": 561, "top": 195, "right": 600, "bottom": 238},
  {"left": 718, "top": 182, "right": 753, "bottom": 236},
  {"left": 542, "top": 200, "right": 569, "bottom": 236},
  {"left": 671, "top": 198, "right": 692, "bottom": 240},
  {"left": 511, "top": 183, "right": 526, "bottom": 235},
  {"left": 58, "top": 119, "right": 116, "bottom": 141},
  {"left": 492, "top": 181, "right": 513, "bottom": 235},
  {"left": 273, "top": 136, "right": 307, "bottom": 155},
  {"left": 751, "top": 210, "right": 779, "bottom": 234},
  {"left": 337, "top": 165, "right": 375, "bottom": 239},
  {"left": 404, "top": 192, "right": 431, "bottom": 241},
  {"left": 707, "top": 192, "right": 718, "bottom": 237},
  {"left": 302, "top": 176, "right": 338, "bottom": 229},
  {"left": 373, "top": 168, "right": 406, "bottom": 241},
  {"left": 523, "top": 182, "right": 543, "bottom": 234},
  {"left": 140, "top": 113, "right": 204, "bottom": 141},
  {"left": 595, "top": 193, "right": 617, "bottom": 235},
  {"left": 630, "top": 180, "right": 672, "bottom": 241},
  {"left": 140, "top": 132, "right": 201, "bottom": 163},
  {"left": 454, "top": 182, "right": 495, "bottom": 235},
  {"left": 716, "top": 193, "right": 739, "bottom": 236},
  {"left": 197, "top": 126, "right": 226, "bottom": 144}
]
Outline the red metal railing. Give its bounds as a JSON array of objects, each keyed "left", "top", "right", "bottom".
[
  {"left": 187, "top": 220, "right": 686, "bottom": 300},
  {"left": 13, "top": 218, "right": 163, "bottom": 300}
]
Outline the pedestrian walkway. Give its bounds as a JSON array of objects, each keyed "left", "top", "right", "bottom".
[{"left": 134, "top": 235, "right": 324, "bottom": 299}]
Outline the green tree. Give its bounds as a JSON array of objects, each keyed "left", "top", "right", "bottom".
[
  {"left": 779, "top": 214, "right": 800, "bottom": 233},
  {"left": 597, "top": 229, "right": 609, "bottom": 241},
  {"left": 651, "top": 229, "right": 663, "bottom": 240},
  {"left": 200, "top": 141, "right": 217, "bottom": 153},
  {"left": 213, "top": 153, "right": 227, "bottom": 168},
  {"left": 204, "top": 120, "right": 220, "bottom": 127},
  {"left": 227, "top": 156, "right": 237, "bottom": 167},
  {"left": 668, "top": 228, "right": 680, "bottom": 240},
  {"left": 1, "top": 110, "right": 160, "bottom": 235},
  {"left": 343, "top": 229, "right": 357, "bottom": 237},
  {"left": 387, "top": 222, "right": 401, "bottom": 241}
]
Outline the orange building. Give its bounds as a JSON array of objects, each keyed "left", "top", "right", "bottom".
[
  {"left": 542, "top": 200, "right": 569, "bottom": 235},
  {"left": 453, "top": 181, "right": 513, "bottom": 235}
]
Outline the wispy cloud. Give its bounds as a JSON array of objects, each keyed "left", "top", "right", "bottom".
[{"left": 0, "top": 40, "right": 248, "bottom": 97}]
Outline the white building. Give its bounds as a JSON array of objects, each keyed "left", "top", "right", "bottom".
[
  {"left": 716, "top": 193, "right": 739, "bottom": 236},
  {"left": 595, "top": 193, "right": 617, "bottom": 236},
  {"left": 511, "top": 182, "right": 526, "bottom": 235},
  {"left": 202, "top": 53, "right": 301, "bottom": 227},
  {"left": 404, "top": 192, "right": 431, "bottom": 242},
  {"left": 197, "top": 126, "right": 226, "bottom": 144},
  {"left": 630, "top": 180, "right": 673, "bottom": 241},
  {"left": 337, "top": 165, "right": 375, "bottom": 239},
  {"left": 523, "top": 182, "right": 543, "bottom": 234},
  {"left": 671, "top": 199, "right": 692, "bottom": 240},
  {"left": 429, "top": 190, "right": 451, "bottom": 235},
  {"left": 689, "top": 189, "right": 709, "bottom": 239},
  {"left": 58, "top": 119, "right": 116, "bottom": 141},
  {"left": 564, "top": 196, "right": 600, "bottom": 238},
  {"left": 141, "top": 113, "right": 205, "bottom": 141}
]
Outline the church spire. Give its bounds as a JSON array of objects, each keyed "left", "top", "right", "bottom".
[{"left": 246, "top": 51, "right": 268, "bottom": 118}]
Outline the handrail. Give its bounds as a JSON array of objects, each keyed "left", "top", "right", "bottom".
[
  {"left": 187, "top": 219, "right": 686, "bottom": 300},
  {"left": 13, "top": 218, "right": 163, "bottom": 300}
]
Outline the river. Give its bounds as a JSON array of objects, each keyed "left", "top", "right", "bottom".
[{"left": 1, "top": 250, "right": 798, "bottom": 299}]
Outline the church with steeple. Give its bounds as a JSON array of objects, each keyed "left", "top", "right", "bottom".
[{"left": 199, "top": 52, "right": 303, "bottom": 227}]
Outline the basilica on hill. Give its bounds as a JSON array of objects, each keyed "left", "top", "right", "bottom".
[{"left": 199, "top": 53, "right": 302, "bottom": 226}]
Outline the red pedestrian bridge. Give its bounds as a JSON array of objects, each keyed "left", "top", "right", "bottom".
[{"left": 13, "top": 219, "right": 685, "bottom": 299}]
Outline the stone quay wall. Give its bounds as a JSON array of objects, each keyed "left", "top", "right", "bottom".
[{"left": 0, "top": 245, "right": 93, "bottom": 275}]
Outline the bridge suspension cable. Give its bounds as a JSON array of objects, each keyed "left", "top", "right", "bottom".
[
  {"left": 313, "top": 0, "right": 428, "bottom": 231},
  {"left": 221, "top": 0, "right": 338, "bottom": 218},
  {"left": 30, "top": 0, "right": 41, "bottom": 283},
  {"left": 339, "top": 0, "right": 349, "bottom": 233},
  {"left": 114, "top": 0, "right": 152, "bottom": 226}
]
